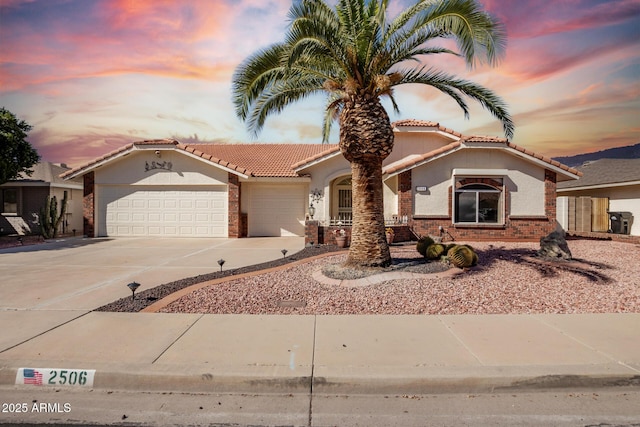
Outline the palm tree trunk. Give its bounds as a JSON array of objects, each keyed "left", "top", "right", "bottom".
[
  {"left": 339, "top": 96, "right": 394, "bottom": 268},
  {"left": 345, "top": 158, "right": 391, "bottom": 267}
]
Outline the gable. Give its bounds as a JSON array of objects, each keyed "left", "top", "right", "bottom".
[
  {"left": 96, "top": 150, "right": 229, "bottom": 186},
  {"left": 412, "top": 148, "right": 548, "bottom": 217}
]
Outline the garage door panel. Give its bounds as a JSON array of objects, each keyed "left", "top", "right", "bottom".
[
  {"left": 100, "top": 186, "right": 227, "bottom": 237},
  {"left": 249, "top": 185, "right": 305, "bottom": 237}
]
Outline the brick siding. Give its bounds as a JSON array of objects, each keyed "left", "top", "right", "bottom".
[
  {"left": 228, "top": 173, "right": 241, "bottom": 238},
  {"left": 83, "top": 172, "right": 95, "bottom": 237},
  {"left": 409, "top": 169, "right": 558, "bottom": 242}
]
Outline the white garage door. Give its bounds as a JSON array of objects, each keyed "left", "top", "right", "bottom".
[
  {"left": 99, "top": 186, "right": 227, "bottom": 237},
  {"left": 248, "top": 185, "right": 305, "bottom": 237}
]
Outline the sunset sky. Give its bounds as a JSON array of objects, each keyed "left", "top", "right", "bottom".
[{"left": 1, "top": 0, "right": 638, "bottom": 167}]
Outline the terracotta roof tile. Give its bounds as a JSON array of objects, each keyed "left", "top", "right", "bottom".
[
  {"left": 460, "top": 135, "right": 508, "bottom": 143},
  {"left": 506, "top": 142, "right": 582, "bottom": 176},
  {"left": 291, "top": 145, "right": 341, "bottom": 170},
  {"left": 60, "top": 143, "right": 134, "bottom": 179},
  {"left": 60, "top": 120, "right": 581, "bottom": 181},
  {"left": 392, "top": 119, "right": 463, "bottom": 137},
  {"left": 187, "top": 144, "right": 340, "bottom": 177},
  {"left": 384, "top": 141, "right": 462, "bottom": 175},
  {"left": 133, "top": 139, "right": 179, "bottom": 146}
]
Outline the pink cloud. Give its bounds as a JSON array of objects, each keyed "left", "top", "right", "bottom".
[{"left": 482, "top": 0, "right": 640, "bottom": 38}]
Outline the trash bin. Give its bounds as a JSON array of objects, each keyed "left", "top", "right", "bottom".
[{"left": 608, "top": 211, "right": 633, "bottom": 234}]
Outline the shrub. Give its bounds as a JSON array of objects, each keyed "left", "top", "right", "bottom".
[
  {"left": 416, "top": 236, "right": 435, "bottom": 257},
  {"left": 425, "top": 243, "right": 445, "bottom": 260}
]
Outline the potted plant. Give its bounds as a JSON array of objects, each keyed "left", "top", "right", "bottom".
[
  {"left": 385, "top": 227, "right": 395, "bottom": 244},
  {"left": 334, "top": 229, "right": 348, "bottom": 248}
]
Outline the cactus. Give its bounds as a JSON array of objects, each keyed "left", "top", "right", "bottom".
[
  {"left": 425, "top": 243, "right": 445, "bottom": 260},
  {"left": 444, "top": 243, "right": 457, "bottom": 252},
  {"left": 416, "top": 236, "right": 435, "bottom": 257},
  {"left": 40, "top": 193, "right": 67, "bottom": 239},
  {"left": 447, "top": 244, "right": 478, "bottom": 269}
]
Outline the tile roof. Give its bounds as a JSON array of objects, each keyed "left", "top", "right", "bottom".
[
  {"left": 60, "top": 121, "right": 580, "bottom": 181},
  {"left": 383, "top": 137, "right": 582, "bottom": 177},
  {"left": 384, "top": 141, "right": 462, "bottom": 175},
  {"left": 392, "top": 119, "right": 463, "bottom": 138},
  {"left": 60, "top": 141, "right": 341, "bottom": 179},
  {"left": 187, "top": 144, "right": 339, "bottom": 177},
  {"left": 557, "top": 158, "right": 640, "bottom": 189}
]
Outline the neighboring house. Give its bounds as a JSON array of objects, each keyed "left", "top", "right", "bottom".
[
  {"left": 557, "top": 158, "right": 640, "bottom": 237},
  {"left": 0, "top": 162, "right": 83, "bottom": 236},
  {"left": 61, "top": 120, "right": 581, "bottom": 242}
]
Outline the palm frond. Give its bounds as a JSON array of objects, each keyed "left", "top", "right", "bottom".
[
  {"left": 397, "top": 66, "right": 513, "bottom": 139},
  {"left": 246, "top": 75, "right": 325, "bottom": 137},
  {"left": 232, "top": 0, "right": 514, "bottom": 140}
]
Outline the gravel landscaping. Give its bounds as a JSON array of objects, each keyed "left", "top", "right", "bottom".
[{"left": 157, "top": 239, "right": 640, "bottom": 315}]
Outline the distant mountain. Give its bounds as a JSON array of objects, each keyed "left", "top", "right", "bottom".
[{"left": 553, "top": 143, "right": 640, "bottom": 168}]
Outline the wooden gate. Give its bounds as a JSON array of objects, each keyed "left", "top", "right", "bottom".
[
  {"left": 591, "top": 197, "right": 609, "bottom": 232},
  {"left": 564, "top": 196, "right": 609, "bottom": 232}
]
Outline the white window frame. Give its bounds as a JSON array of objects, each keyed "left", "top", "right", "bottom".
[
  {"left": 451, "top": 170, "right": 506, "bottom": 226},
  {"left": 454, "top": 185, "right": 502, "bottom": 224}
]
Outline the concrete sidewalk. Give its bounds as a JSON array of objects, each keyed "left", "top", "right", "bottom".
[{"left": 1, "top": 312, "right": 638, "bottom": 394}]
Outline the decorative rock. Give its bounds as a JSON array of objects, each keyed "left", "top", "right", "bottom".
[{"left": 538, "top": 230, "right": 572, "bottom": 260}]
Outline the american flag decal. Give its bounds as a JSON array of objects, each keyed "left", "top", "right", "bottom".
[{"left": 23, "top": 368, "right": 43, "bottom": 385}]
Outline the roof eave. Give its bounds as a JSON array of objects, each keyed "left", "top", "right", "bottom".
[
  {"left": 558, "top": 180, "right": 640, "bottom": 192},
  {"left": 384, "top": 143, "right": 463, "bottom": 178},
  {"left": 502, "top": 145, "right": 582, "bottom": 181},
  {"left": 62, "top": 142, "right": 253, "bottom": 180},
  {"left": 293, "top": 148, "right": 342, "bottom": 172}
]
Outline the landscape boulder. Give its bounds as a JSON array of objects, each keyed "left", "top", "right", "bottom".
[{"left": 537, "top": 230, "right": 572, "bottom": 260}]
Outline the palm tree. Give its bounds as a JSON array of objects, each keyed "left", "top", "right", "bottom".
[{"left": 233, "top": 0, "right": 514, "bottom": 268}]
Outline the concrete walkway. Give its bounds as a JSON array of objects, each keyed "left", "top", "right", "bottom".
[{"left": 0, "top": 237, "right": 639, "bottom": 395}]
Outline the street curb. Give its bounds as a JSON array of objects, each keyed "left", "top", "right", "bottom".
[
  {"left": 312, "top": 373, "right": 640, "bottom": 395},
  {"left": 3, "top": 366, "right": 638, "bottom": 395}
]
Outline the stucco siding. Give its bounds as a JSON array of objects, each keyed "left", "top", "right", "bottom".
[
  {"left": 558, "top": 184, "right": 640, "bottom": 236},
  {"left": 412, "top": 149, "right": 546, "bottom": 217},
  {"left": 96, "top": 150, "right": 229, "bottom": 186},
  {"left": 386, "top": 132, "right": 456, "bottom": 165},
  {"left": 303, "top": 155, "right": 350, "bottom": 221},
  {"left": 383, "top": 175, "right": 398, "bottom": 219}
]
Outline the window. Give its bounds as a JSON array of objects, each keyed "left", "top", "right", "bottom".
[
  {"left": 2, "top": 188, "right": 18, "bottom": 214},
  {"left": 454, "top": 183, "right": 501, "bottom": 224}
]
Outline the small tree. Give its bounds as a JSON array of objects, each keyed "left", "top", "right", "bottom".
[{"left": 0, "top": 107, "right": 40, "bottom": 185}]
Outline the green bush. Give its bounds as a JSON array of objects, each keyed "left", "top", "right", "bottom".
[
  {"left": 416, "top": 236, "right": 435, "bottom": 257},
  {"left": 425, "top": 243, "right": 445, "bottom": 260}
]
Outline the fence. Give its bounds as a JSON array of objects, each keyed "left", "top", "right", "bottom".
[{"left": 322, "top": 215, "right": 409, "bottom": 227}]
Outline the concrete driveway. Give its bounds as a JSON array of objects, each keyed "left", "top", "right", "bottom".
[{"left": 0, "top": 236, "right": 304, "bottom": 311}]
